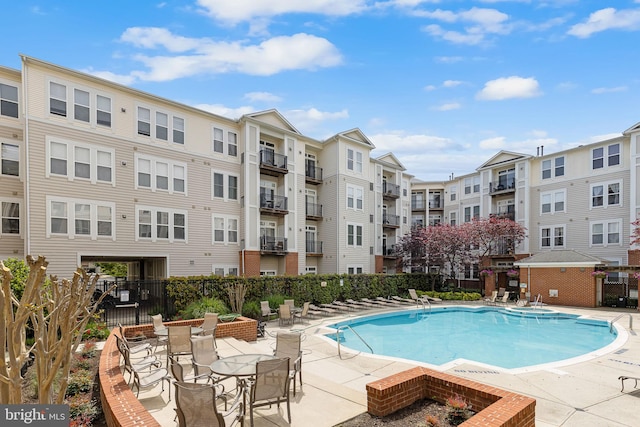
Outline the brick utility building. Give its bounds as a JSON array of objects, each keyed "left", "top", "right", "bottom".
[{"left": 1, "top": 55, "right": 640, "bottom": 308}]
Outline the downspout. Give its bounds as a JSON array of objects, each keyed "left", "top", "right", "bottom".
[{"left": 21, "top": 56, "right": 31, "bottom": 256}]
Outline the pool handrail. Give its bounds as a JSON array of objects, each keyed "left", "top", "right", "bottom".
[
  {"left": 610, "top": 313, "right": 633, "bottom": 333},
  {"left": 336, "top": 325, "right": 373, "bottom": 358}
]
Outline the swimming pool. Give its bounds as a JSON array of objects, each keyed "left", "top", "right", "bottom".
[{"left": 325, "top": 307, "right": 623, "bottom": 370}]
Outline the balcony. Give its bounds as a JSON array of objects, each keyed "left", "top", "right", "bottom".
[
  {"left": 306, "top": 202, "right": 323, "bottom": 221},
  {"left": 489, "top": 179, "right": 515, "bottom": 195},
  {"left": 383, "top": 245, "right": 400, "bottom": 259},
  {"left": 382, "top": 213, "right": 400, "bottom": 228},
  {"left": 489, "top": 237, "right": 515, "bottom": 257},
  {"left": 260, "top": 194, "right": 288, "bottom": 216},
  {"left": 305, "top": 165, "right": 323, "bottom": 184},
  {"left": 411, "top": 200, "right": 426, "bottom": 211},
  {"left": 428, "top": 199, "right": 443, "bottom": 210},
  {"left": 382, "top": 183, "right": 400, "bottom": 199},
  {"left": 259, "top": 150, "right": 288, "bottom": 176},
  {"left": 489, "top": 211, "right": 515, "bottom": 221},
  {"left": 306, "top": 240, "right": 323, "bottom": 256},
  {"left": 260, "top": 236, "right": 288, "bottom": 255}
]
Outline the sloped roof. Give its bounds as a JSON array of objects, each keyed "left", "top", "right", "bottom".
[
  {"left": 374, "top": 152, "right": 406, "bottom": 171},
  {"left": 623, "top": 121, "right": 640, "bottom": 135},
  {"left": 244, "top": 109, "right": 301, "bottom": 135},
  {"left": 477, "top": 150, "right": 531, "bottom": 170},
  {"left": 515, "top": 249, "right": 608, "bottom": 267},
  {"left": 328, "top": 128, "right": 375, "bottom": 149}
]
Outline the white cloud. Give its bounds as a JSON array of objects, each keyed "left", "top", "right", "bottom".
[
  {"left": 434, "top": 56, "right": 463, "bottom": 63},
  {"left": 424, "top": 85, "right": 437, "bottom": 91},
  {"left": 419, "top": 7, "right": 512, "bottom": 45},
  {"left": 108, "top": 28, "right": 342, "bottom": 82},
  {"left": 193, "top": 103, "right": 256, "bottom": 119},
  {"left": 369, "top": 131, "right": 463, "bottom": 154},
  {"left": 284, "top": 107, "right": 349, "bottom": 133},
  {"left": 244, "top": 92, "right": 283, "bottom": 103},
  {"left": 83, "top": 68, "right": 137, "bottom": 86},
  {"left": 476, "top": 76, "right": 541, "bottom": 100},
  {"left": 568, "top": 8, "right": 640, "bottom": 38},
  {"left": 479, "top": 136, "right": 506, "bottom": 150},
  {"left": 433, "top": 102, "right": 461, "bottom": 111},
  {"left": 591, "top": 86, "right": 628, "bottom": 94},
  {"left": 196, "top": 0, "right": 367, "bottom": 24},
  {"left": 443, "top": 80, "right": 463, "bottom": 88}
]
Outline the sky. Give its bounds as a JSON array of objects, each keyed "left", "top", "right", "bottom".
[{"left": 3, "top": 1, "right": 640, "bottom": 181}]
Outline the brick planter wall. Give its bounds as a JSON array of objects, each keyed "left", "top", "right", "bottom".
[
  {"left": 367, "top": 367, "right": 535, "bottom": 427},
  {"left": 100, "top": 316, "right": 257, "bottom": 427}
]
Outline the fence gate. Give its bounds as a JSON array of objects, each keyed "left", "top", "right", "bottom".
[
  {"left": 603, "top": 277, "right": 638, "bottom": 309},
  {"left": 94, "top": 279, "right": 170, "bottom": 328}
]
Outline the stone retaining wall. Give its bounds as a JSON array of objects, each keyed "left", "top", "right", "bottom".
[
  {"left": 99, "top": 316, "right": 257, "bottom": 427},
  {"left": 366, "top": 367, "right": 535, "bottom": 427}
]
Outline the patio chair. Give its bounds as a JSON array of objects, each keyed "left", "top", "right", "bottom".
[
  {"left": 409, "top": 288, "right": 443, "bottom": 304},
  {"left": 246, "top": 357, "right": 291, "bottom": 427},
  {"left": 200, "top": 312, "right": 218, "bottom": 347},
  {"left": 279, "top": 304, "right": 293, "bottom": 326},
  {"left": 293, "top": 302, "right": 310, "bottom": 324},
  {"left": 260, "top": 301, "right": 277, "bottom": 321},
  {"left": 151, "top": 314, "right": 168, "bottom": 350},
  {"left": 117, "top": 323, "right": 152, "bottom": 356},
  {"left": 167, "top": 325, "right": 192, "bottom": 365},
  {"left": 619, "top": 375, "right": 640, "bottom": 392},
  {"left": 284, "top": 299, "right": 295, "bottom": 310},
  {"left": 274, "top": 332, "right": 302, "bottom": 396},
  {"left": 190, "top": 335, "right": 225, "bottom": 384},
  {"left": 115, "top": 335, "right": 161, "bottom": 384},
  {"left": 497, "top": 287, "right": 506, "bottom": 298},
  {"left": 484, "top": 290, "right": 498, "bottom": 305},
  {"left": 174, "top": 381, "right": 243, "bottom": 427}
]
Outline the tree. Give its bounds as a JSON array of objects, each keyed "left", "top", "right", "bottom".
[
  {"left": 468, "top": 217, "right": 527, "bottom": 259},
  {"left": 631, "top": 218, "right": 640, "bottom": 247},
  {"left": 0, "top": 255, "right": 112, "bottom": 404},
  {"left": 95, "top": 261, "right": 127, "bottom": 277}
]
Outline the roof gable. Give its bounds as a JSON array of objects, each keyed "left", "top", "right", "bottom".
[
  {"left": 245, "top": 109, "right": 300, "bottom": 135},
  {"left": 334, "top": 128, "right": 375, "bottom": 149},
  {"left": 375, "top": 152, "right": 406, "bottom": 171},
  {"left": 623, "top": 121, "right": 640, "bottom": 135},
  {"left": 478, "top": 150, "right": 530, "bottom": 170}
]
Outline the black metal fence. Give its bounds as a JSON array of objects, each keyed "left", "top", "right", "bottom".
[{"left": 603, "top": 277, "right": 638, "bottom": 308}]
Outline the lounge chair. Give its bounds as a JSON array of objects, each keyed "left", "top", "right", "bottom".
[
  {"left": 409, "top": 288, "right": 442, "bottom": 304},
  {"left": 346, "top": 299, "right": 377, "bottom": 309},
  {"left": 496, "top": 291, "right": 510, "bottom": 306},
  {"left": 362, "top": 297, "right": 395, "bottom": 307},
  {"left": 306, "top": 303, "right": 326, "bottom": 317},
  {"left": 310, "top": 303, "right": 337, "bottom": 315},
  {"left": 484, "top": 290, "right": 498, "bottom": 305},
  {"left": 619, "top": 375, "right": 640, "bottom": 392},
  {"left": 376, "top": 297, "right": 403, "bottom": 305},
  {"left": 496, "top": 287, "right": 506, "bottom": 298},
  {"left": 331, "top": 300, "right": 359, "bottom": 311},
  {"left": 391, "top": 295, "right": 415, "bottom": 305}
]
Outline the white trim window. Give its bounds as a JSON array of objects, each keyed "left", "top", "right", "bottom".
[
  {"left": 346, "top": 148, "right": 363, "bottom": 173},
  {"left": 137, "top": 106, "right": 185, "bottom": 144},
  {"left": 540, "top": 225, "right": 565, "bottom": 249},
  {"left": 542, "top": 156, "right": 565, "bottom": 179},
  {"left": 212, "top": 266, "right": 239, "bottom": 276},
  {"left": 449, "top": 185, "right": 456, "bottom": 201},
  {"left": 464, "top": 177, "right": 472, "bottom": 194},
  {"left": 47, "top": 197, "right": 115, "bottom": 240},
  {"left": 449, "top": 211, "right": 457, "bottom": 226},
  {"left": 591, "top": 181, "right": 621, "bottom": 208},
  {"left": 260, "top": 271, "right": 277, "bottom": 276},
  {"left": 136, "top": 205, "right": 187, "bottom": 242},
  {"left": 1, "top": 199, "right": 20, "bottom": 235},
  {"left": 135, "top": 154, "right": 187, "bottom": 194},
  {"left": 347, "top": 265, "right": 364, "bottom": 274},
  {"left": 211, "top": 172, "right": 239, "bottom": 201},
  {"left": 212, "top": 127, "right": 238, "bottom": 157},
  {"left": 346, "top": 184, "right": 364, "bottom": 210},
  {"left": 47, "top": 138, "right": 114, "bottom": 185},
  {"left": 590, "top": 220, "right": 621, "bottom": 247},
  {"left": 464, "top": 205, "right": 479, "bottom": 222},
  {"left": 540, "top": 190, "right": 565, "bottom": 214},
  {"left": 0, "top": 82, "right": 19, "bottom": 118},
  {"left": 212, "top": 215, "right": 239, "bottom": 245},
  {"left": 305, "top": 266, "right": 317, "bottom": 275},
  {"left": 347, "top": 223, "right": 363, "bottom": 247},
  {"left": 1, "top": 143, "right": 19, "bottom": 177},
  {"left": 592, "top": 143, "right": 620, "bottom": 169},
  {"left": 49, "top": 81, "right": 111, "bottom": 127}
]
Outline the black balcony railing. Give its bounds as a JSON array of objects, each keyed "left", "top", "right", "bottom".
[
  {"left": 489, "top": 179, "right": 515, "bottom": 193},
  {"left": 260, "top": 236, "right": 288, "bottom": 253},
  {"left": 428, "top": 199, "right": 443, "bottom": 209},
  {"left": 382, "top": 182, "right": 400, "bottom": 198},
  {"left": 260, "top": 194, "right": 288, "bottom": 211},
  {"left": 382, "top": 213, "right": 400, "bottom": 227},
  {"left": 305, "top": 165, "right": 323, "bottom": 183},
  {"left": 259, "top": 150, "right": 288, "bottom": 172},
  {"left": 489, "top": 236, "right": 515, "bottom": 256},
  {"left": 306, "top": 202, "right": 323, "bottom": 219},
  {"left": 489, "top": 211, "right": 515, "bottom": 221},
  {"left": 382, "top": 245, "right": 398, "bottom": 257},
  {"left": 306, "top": 240, "right": 323, "bottom": 254}
]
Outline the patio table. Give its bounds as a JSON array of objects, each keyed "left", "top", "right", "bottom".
[{"left": 154, "top": 326, "right": 203, "bottom": 337}]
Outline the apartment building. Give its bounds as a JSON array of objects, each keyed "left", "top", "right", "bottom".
[{"left": 0, "top": 56, "right": 411, "bottom": 278}]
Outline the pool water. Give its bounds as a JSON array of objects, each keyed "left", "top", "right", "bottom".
[{"left": 326, "top": 307, "right": 618, "bottom": 370}]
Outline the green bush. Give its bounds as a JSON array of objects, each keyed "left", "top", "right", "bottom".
[
  {"left": 181, "top": 297, "right": 229, "bottom": 319},
  {"left": 67, "top": 396, "right": 99, "bottom": 426},
  {"left": 66, "top": 369, "right": 94, "bottom": 396},
  {"left": 82, "top": 320, "right": 110, "bottom": 341},
  {"left": 265, "top": 294, "right": 287, "bottom": 310},
  {"left": 2, "top": 257, "right": 29, "bottom": 300},
  {"left": 242, "top": 300, "right": 261, "bottom": 320}
]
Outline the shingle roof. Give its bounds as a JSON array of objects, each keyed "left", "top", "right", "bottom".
[{"left": 515, "top": 249, "right": 608, "bottom": 267}]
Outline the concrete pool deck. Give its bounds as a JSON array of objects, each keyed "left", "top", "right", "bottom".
[{"left": 138, "top": 302, "right": 640, "bottom": 426}]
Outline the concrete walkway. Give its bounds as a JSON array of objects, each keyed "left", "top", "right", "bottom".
[{"left": 137, "top": 303, "right": 640, "bottom": 426}]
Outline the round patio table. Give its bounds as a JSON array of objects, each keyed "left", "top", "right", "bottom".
[
  {"left": 210, "top": 354, "right": 277, "bottom": 378},
  {"left": 154, "top": 326, "right": 203, "bottom": 337}
]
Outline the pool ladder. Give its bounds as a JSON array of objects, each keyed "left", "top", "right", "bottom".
[
  {"left": 417, "top": 297, "right": 432, "bottom": 314},
  {"left": 336, "top": 325, "right": 373, "bottom": 358},
  {"left": 609, "top": 313, "right": 634, "bottom": 333}
]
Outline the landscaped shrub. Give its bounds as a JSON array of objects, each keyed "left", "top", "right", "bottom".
[
  {"left": 82, "top": 320, "right": 110, "bottom": 341},
  {"left": 242, "top": 300, "right": 261, "bottom": 319},
  {"left": 67, "top": 395, "right": 99, "bottom": 426},
  {"left": 446, "top": 394, "right": 472, "bottom": 425},
  {"left": 419, "top": 290, "right": 482, "bottom": 301},
  {"left": 66, "top": 369, "right": 94, "bottom": 396},
  {"left": 181, "top": 297, "right": 229, "bottom": 319},
  {"left": 265, "top": 294, "right": 287, "bottom": 311}
]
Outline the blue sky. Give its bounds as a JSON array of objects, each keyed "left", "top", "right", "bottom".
[{"left": 3, "top": 1, "right": 640, "bottom": 180}]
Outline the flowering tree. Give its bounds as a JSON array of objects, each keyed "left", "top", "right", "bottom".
[
  {"left": 0, "top": 256, "right": 112, "bottom": 404},
  {"left": 631, "top": 218, "right": 640, "bottom": 247},
  {"left": 468, "top": 217, "right": 527, "bottom": 259}
]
